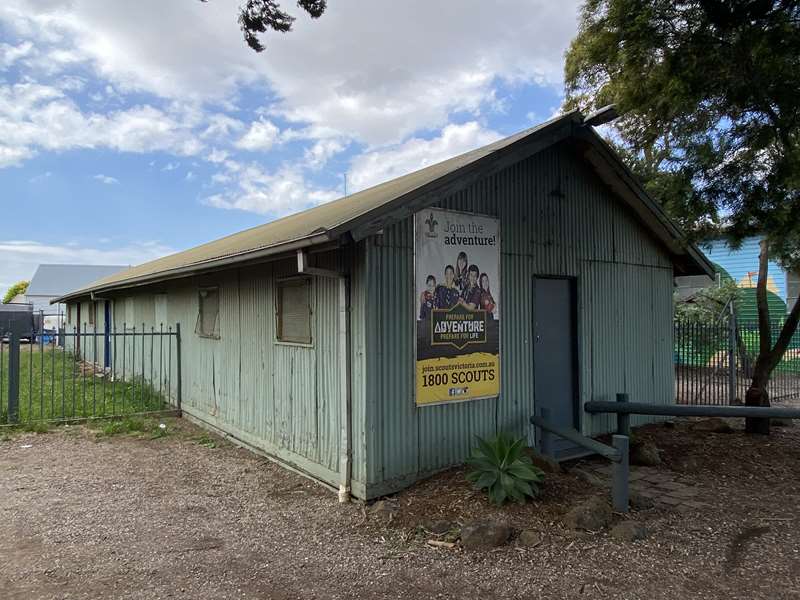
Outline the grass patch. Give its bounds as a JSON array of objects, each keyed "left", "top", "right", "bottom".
[
  {"left": 1, "top": 347, "right": 169, "bottom": 424},
  {"left": 101, "top": 417, "right": 148, "bottom": 436},
  {"left": 21, "top": 421, "right": 51, "bottom": 434},
  {"left": 194, "top": 433, "right": 219, "bottom": 448},
  {"left": 97, "top": 417, "right": 170, "bottom": 439}
]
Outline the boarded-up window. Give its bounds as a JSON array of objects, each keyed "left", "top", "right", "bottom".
[
  {"left": 196, "top": 287, "right": 220, "bottom": 339},
  {"left": 276, "top": 278, "right": 312, "bottom": 344},
  {"left": 788, "top": 270, "right": 800, "bottom": 315}
]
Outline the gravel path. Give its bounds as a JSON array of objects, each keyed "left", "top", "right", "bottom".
[{"left": 1, "top": 418, "right": 800, "bottom": 599}]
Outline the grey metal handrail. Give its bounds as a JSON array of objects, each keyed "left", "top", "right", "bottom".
[
  {"left": 531, "top": 408, "right": 630, "bottom": 513},
  {"left": 585, "top": 400, "right": 800, "bottom": 419}
]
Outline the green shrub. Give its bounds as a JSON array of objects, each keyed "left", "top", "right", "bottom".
[{"left": 465, "top": 432, "right": 545, "bottom": 506}]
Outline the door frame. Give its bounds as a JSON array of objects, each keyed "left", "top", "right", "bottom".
[{"left": 532, "top": 274, "right": 581, "bottom": 432}]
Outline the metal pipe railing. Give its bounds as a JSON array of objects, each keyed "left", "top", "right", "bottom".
[
  {"left": 584, "top": 400, "right": 800, "bottom": 420},
  {"left": 531, "top": 408, "right": 629, "bottom": 513}
]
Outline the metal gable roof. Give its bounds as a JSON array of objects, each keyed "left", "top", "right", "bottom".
[{"left": 54, "top": 111, "right": 713, "bottom": 303}]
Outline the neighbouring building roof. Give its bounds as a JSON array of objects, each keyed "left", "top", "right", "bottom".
[
  {"left": 55, "top": 111, "right": 715, "bottom": 303},
  {"left": 28, "top": 264, "right": 128, "bottom": 298}
]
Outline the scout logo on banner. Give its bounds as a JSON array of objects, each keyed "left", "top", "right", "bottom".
[{"left": 414, "top": 208, "right": 500, "bottom": 406}]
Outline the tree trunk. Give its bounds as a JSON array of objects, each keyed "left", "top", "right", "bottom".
[
  {"left": 745, "top": 361, "right": 771, "bottom": 434},
  {"left": 745, "top": 239, "right": 773, "bottom": 434},
  {"left": 745, "top": 240, "right": 800, "bottom": 433}
]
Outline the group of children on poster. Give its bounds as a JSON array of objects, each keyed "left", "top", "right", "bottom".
[{"left": 418, "top": 251, "right": 496, "bottom": 320}]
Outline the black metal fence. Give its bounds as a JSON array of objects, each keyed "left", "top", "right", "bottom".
[
  {"left": 674, "top": 319, "right": 800, "bottom": 405},
  {"left": 0, "top": 324, "right": 181, "bottom": 425}
]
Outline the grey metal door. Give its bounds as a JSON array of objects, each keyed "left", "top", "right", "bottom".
[{"left": 533, "top": 277, "right": 579, "bottom": 459}]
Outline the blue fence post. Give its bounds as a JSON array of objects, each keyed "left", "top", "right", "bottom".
[{"left": 8, "top": 332, "right": 20, "bottom": 424}]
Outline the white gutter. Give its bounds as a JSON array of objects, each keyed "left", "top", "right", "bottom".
[{"left": 296, "top": 249, "right": 353, "bottom": 503}]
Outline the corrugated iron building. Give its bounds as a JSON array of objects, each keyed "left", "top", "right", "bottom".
[{"left": 56, "top": 112, "right": 712, "bottom": 500}]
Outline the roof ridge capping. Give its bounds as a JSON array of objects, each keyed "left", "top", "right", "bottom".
[{"left": 54, "top": 110, "right": 711, "bottom": 303}]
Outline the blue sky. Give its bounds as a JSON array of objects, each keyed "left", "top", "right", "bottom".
[{"left": 0, "top": 0, "right": 579, "bottom": 294}]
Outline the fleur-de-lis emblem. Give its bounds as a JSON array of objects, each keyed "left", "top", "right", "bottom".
[{"left": 424, "top": 213, "right": 438, "bottom": 234}]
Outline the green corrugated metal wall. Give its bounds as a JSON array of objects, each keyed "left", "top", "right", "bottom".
[
  {"left": 61, "top": 140, "right": 677, "bottom": 501},
  {"left": 158, "top": 256, "right": 354, "bottom": 490},
  {"left": 363, "top": 142, "right": 675, "bottom": 497},
  {"left": 66, "top": 248, "right": 368, "bottom": 495}
]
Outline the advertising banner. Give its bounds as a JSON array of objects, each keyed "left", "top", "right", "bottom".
[{"left": 414, "top": 208, "right": 500, "bottom": 406}]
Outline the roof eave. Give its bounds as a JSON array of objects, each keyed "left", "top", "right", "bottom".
[
  {"left": 53, "top": 231, "right": 334, "bottom": 304},
  {"left": 571, "top": 127, "right": 715, "bottom": 278}
]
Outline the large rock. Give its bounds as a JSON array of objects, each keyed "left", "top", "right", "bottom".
[
  {"left": 611, "top": 520, "right": 648, "bottom": 542},
  {"left": 689, "top": 418, "right": 734, "bottom": 434},
  {"left": 460, "top": 520, "right": 512, "bottom": 550},
  {"left": 629, "top": 490, "right": 656, "bottom": 511},
  {"left": 563, "top": 496, "right": 612, "bottom": 531},
  {"left": 630, "top": 442, "right": 661, "bottom": 466},
  {"left": 771, "top": 418, "right": 795, "bottom": 428},
  {"left": 571, "top": 468, "right": 608, "bottom": 489},
  {"left": 368, "top": 499, "right": 399, "bottom": 523},
  {"left": 517, "top": 529, "right": 543, "bottom": 547},
  {"left": 422, "top": 519, "right": 453, "bottom": 535}
]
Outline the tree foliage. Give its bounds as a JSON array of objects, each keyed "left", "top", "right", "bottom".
[
  {"left": 566, "top": 1, "right": 800, "bottom": 427},
  {"left": 203, "top": 0, "right": 328, "bottom": 52},
  {"left": 2, "top": 280, "right": 29, "bottom": 304},
  {"left": 566, "top": 0, "right": 800, "bottom": 260},
  {"left": 674, "top": 275, "right": 740, "bottom": 324}
]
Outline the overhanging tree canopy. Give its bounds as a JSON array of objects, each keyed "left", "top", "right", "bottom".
[{"left": 565, "top": 0, "right": 800, "bottom": 431}]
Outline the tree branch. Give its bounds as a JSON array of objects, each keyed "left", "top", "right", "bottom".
[{"left": 756, "top": 238, "right": 772, "bottom": 357}]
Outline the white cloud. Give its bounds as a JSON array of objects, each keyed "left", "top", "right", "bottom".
[
  {"left": 235, "top": 118, "right": 280, "bottom": 152},
  {"left": 0, "top": 40, "right": 33, "bottom": 68},
  {"left": 0, "top": 0, "right": 581, "bottom": 221},
  {"left": 205, "top": 161, "right": 339, "bottom": 217},
  {"left": 304, "top": 138, "right": 346, "bottom": 169},
  {"left": 0, "top": 83, "right": 205, "bottom": 161},
  {"left": 0, "top": 144, "right": 34, "bottom": 168},
  {"left": 348, "top": 121, "right": 502, "bottom": 191},
  {"left": 0, "top": 0, "right": 579, "bottom": 146},
  {"left": 0, "top": 239, "right": 173, "bottom": 292},
  {"left": 201, "top": 113, "right": 244, "bottom": 140},
  {"left": 92, "top": 173, "right": 118, "bottom": 184}
]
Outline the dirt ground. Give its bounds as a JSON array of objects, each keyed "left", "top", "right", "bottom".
[{"left": 1, "top": 418, "right": 800, "bottom": 600}]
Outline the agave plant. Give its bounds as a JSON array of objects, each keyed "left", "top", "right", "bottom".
[{"left": 465, "top": 432, "right": 545, "bottom": 506}]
